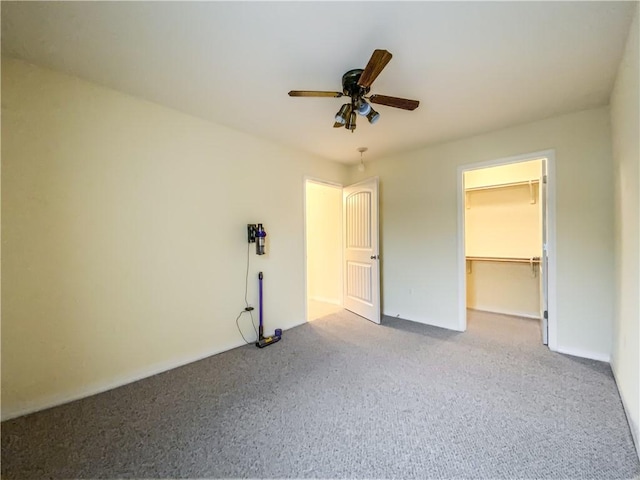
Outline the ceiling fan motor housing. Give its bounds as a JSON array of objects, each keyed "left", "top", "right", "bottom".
[{"left": 342, "top": 69, "right": 371, "bottom": 99}]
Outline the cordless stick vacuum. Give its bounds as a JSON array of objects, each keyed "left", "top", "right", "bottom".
[{"left": 255, "top": 271, "right": 282, "bottom": 348}]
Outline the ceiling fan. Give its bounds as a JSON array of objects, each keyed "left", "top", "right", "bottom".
[{"left": 288, "top": 49, "right": 419, "bottom": 132}]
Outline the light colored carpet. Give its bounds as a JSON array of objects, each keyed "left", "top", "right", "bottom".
[
  {"left": 2, "top": 310, "right": 639, "bottom": 479},
  {"left": 307, "top": 299, "right": 343, "bottom": 321}
]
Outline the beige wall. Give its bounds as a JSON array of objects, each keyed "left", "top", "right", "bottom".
[
  {"left": 1, "top": 58, "right": 348, "bottom": 419},
  {"left": 610, "top": 4, "right": 639, "bottom": 456},
  {"left": 305, "top": 181, "right": 342, "bottom": 306},
  {"left": 465, "top": 184, "right": 541, "bottom": 258},
  {"left": 349, "top": 106, "right": 613, "bottom": 360},
  {"left": 466, "top": 262, "right": 540, "bottom": 318},
  {"left": 465, "top": 160, "right": 542, "bottom": 318}
]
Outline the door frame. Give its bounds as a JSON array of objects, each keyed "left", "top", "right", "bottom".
[
  {"left": 456, "top": 149, "right": 557, "bottom": 351},
  {"left": 303, "top": 176, "right": 344, "bottom": 323}
]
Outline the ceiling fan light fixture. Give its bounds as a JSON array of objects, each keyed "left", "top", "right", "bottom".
[
  {"left": 346, "top": 111, "right": 357, "bottom": 131},
  {"left": 335, "top": 103, "right": 351, "bottom": 124},
  {"left": 366, "top": 108, "right": 380, "bottom": 124},
  {"left": 357, "top": 147, "right": 368, "bottom": 172},
  {"left": 356, "top": 100, "right": 371, "bottom": 116}
]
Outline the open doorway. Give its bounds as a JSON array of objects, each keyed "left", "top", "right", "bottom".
[
  {"left": 458, "top": 151, "right": 556, "bottom": 348},
  {"left": 304, "top": 179, "right": 343, "bottom": 321}
]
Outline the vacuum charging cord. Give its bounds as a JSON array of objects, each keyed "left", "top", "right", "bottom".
[{"left": 236, "top": 242, "right": 258, "bottom": 344}]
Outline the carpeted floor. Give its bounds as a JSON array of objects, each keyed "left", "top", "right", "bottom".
[{"left": 2, "top": 310, "right": 639, "bottom": 479}]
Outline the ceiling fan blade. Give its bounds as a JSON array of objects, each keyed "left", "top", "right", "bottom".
[
  {"left": 333, "top": 121, "right": 344, "bottom": 128},
  {"left": 288, "top": 90, "right": 343, "bottom": 97},
  {"left": 357, "top": 49, "right": 393, "bottom": 88},
  {"left": 369, "top": 94, "right": 420, "bottom": 111}
]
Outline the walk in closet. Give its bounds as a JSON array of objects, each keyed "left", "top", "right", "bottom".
[{"left": 464, "top": 159, "right": 544, "bottom": 320}]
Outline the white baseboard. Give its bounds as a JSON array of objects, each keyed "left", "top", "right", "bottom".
[
  {"left": 611, "top": 363, "right": 640, "bottom": 461},
  {"left": 383, "top": 312, "right": 465, "bottom": 332},
  {"left": 309, "top": 296, "right": 342, "bottom": 306},
  {"left": 1, "top": 338, "right": 249, "bottom": 421},
  {"left": 288, "top": 318, "right": 308, "bottom": 329},
  {"left": 2, "top": 316, "right": 324, "bottom": 421},
  {"left": 468, "top": 307, "right": 540, "bottom": 320},
  {"left": 384, "top": 312, "right": 610, "bottom": 364},
  {"left": 554, "top": 345, "right": 610, "bottom": 363}
]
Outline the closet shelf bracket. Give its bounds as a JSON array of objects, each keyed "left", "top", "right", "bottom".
[{"left": 529, "top": 180, "right": 536, "bottom": 204}]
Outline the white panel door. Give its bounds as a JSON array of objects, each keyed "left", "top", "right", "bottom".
[
  {"left": 343, "top": 177, "right": 380, "bottom": 324},
  {"left": 539, "top": 160, "right": 549, "bottom": 345}
]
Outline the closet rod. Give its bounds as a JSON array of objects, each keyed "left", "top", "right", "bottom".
[
  {"left": 466, "top": 256, "right": 540, "bottom": 264},
  {"left": 465, "top": 179, "right": 539, "bottom": 192}
]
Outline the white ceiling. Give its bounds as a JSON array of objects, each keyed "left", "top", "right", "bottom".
[{"left": 1, "top": 1, "right": 635, "bottom": 164}]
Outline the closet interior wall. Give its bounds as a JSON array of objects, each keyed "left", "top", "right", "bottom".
[
  {"left": 305, "top": 180, "right": 343, "bottom": 321},
  {"left": 465, "top": 160, "right": 543, "bottom": 319}
]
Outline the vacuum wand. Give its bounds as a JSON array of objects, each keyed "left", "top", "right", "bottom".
[
  {"left": 258, "top": 271, "right": 264, "bottom": 340},
  {"left": 255, "top": 271, "right": 282, "bottom": 348}
]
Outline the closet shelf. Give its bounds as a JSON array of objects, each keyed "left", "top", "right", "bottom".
[
  {"left": 465, "top": 256, "right": 541, "bottom": 275},
  {"left": 466, "top": 256, "right": 540, "bottom": 263},
  {"left": 465, "top": 179, "right": 539, "bottom": 192},
  {"left": 465, "top": 179, "right": 539, "bottom": 207}
]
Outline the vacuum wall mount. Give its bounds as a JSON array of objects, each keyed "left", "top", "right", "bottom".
[{"left": 247, "top": 223, "right": 267, "bottom": 255}]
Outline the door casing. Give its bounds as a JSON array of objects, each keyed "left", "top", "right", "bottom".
[
  {"left": 456, "top": 149, "right": 557, "bottom": 351},
  {"left": 303, "top": 176, "right": 381, "bottom": 325}
]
